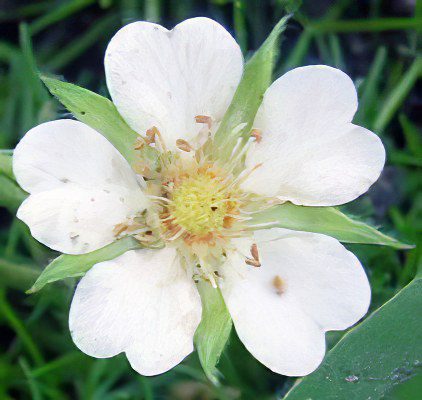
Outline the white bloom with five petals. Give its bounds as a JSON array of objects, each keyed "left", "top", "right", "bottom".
[{"left": 14, "top": 17, "right": 385, "bottom": 377}]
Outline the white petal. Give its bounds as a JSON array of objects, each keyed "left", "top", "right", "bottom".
[
  {"left": 69, "top": 248, "right": 202, "bottom": 376},
  {"left": 105, "top": 17, "right": 243, "bottom": 149},
  {"left": 243, "top": 65, "right": 385, "bottom": 206},
  {"left": 221, "top": 229, "right": 370, "bottom": 376},
  {"left": 17, "top": 184, "right": 140, "bottom": 254},
  {"left": 13, "top": 119, "right": 140, "bottom": 194},
  {"left": 14, "top": 120, "right": 146, "bottom": 254}
]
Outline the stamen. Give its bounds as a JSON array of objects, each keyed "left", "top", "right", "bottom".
[
  {"left": 250, "top": 243, "right": 259, "bottom": 262},
  {"left": 146, "top": 126, "right": 168, "bottom": 153},
  {"left": 148, "top": 195, "right": 173, "bottom": 204},
  {"left": 166, "top": 226, "right": 186, "bottom": 241},
  {"left": 245, "top": 243, "right": 261, "bottom": 267},
  {"left": 232, "top": 162, "right": 263, "bottom": 186},
  {"left": 195, "top": 115, "right": 212, "bottom": 129},
  {"left": 113, "top": 223, "right": 128, "bottom": 237},
  {"left": 250, "top": 128, "right": 262, "bottom": 143},
  {"left": 245, "top": 258, "right": 261, "bottom": 267},
  {"left": 176, "top": 139, "right": 193, "bottom": 152},
  {"left": 245, "top": 221, "right": 279, "bottom": 230},
  {"left": 134, "top": 136, "right": 147, "bottom": 150}
]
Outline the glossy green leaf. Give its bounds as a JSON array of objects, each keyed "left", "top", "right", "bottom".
[
  {"left": 284, "top": 276, "right": 422, "bottom": 400},
  {"left": 251, "top": 202, "right": 412, "bottom": 249},
  {"left": 194, "top": 281, "right": 232, "bottom": 385},
  {"left": 213, "top": 14, "right": 290, "bottom": 161},
  {"left": 41, "top": 76, "right": 140, "bottom": 166},
  {"left": 28, "top": 237, "right": 142, "bottom": 293}
]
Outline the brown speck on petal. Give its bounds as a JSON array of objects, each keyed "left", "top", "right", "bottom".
[{"left": 273, "top": 275, "right": 284, "bottom": 295}]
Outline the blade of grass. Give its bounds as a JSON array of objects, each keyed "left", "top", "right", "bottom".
[
  {"left": 0, "top": 151, "right": 14, "bottom": 179},
  {"left": 0, "top": 258, "right": 40, "bottom": 291},
  {"left": 0, "top": 290, "right": 44, "bottom": 366},
  {"left": 18, "top": 358, "right": 43, "bottom": 400},
  {"left": 355, "top": 46, "right": 387, "bottom": 126},
  {"left": 46, "top": 15, "right": 117, "bottom": 70},
  {"left": 373, "top": 57, "right": 422, "bottom": 134},
  {"left": 0, "top": 175, "right": 28, "bottom": 212},
  {"left": 310, "top": 17, "right": 421, "bottom": 33},
  {"left": 145, "top": 0, "right": 161, "bottom": 22},
  {"left": 19, "top": 23, "right": 46, "bottom": 105},
  {"left": 329, "top": 34, "right": 344, "bottom": 69},
  {"left": 233, "top": 0, "right": 248, "bottom": 53},
  {"left": 399, "top": 114, "right": 422, "bottom": 157},
  {"left": 29, "top": 0, "right": 96, "bottom": 35},
  {"left": 283, "top": 29, "right": 313, "bottom": 70},
  {"left": 138, "top": 377, "right": 154, "bottom": 400}
]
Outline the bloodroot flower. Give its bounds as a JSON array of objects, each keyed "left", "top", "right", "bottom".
[{"left": 14, "top": 18, "right": 385, "bottom": 376}]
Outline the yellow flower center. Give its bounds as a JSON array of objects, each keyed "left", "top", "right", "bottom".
[{"left": 169, "top": 172, "right": 234, "bottom": 236}]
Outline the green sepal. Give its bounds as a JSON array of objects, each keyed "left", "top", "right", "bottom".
[
  {"left": 251, "top": 202, "right": 413, "bottom": 249},
  {"left": 213, "top": 14, "right": 291, "bottom": 161},
  {"left": 27, "top": 237, "right": 142, "bottom": 293},
  {"left": 194, "top": 281, "right": 232, "bottom": 385},
  {"left": 41, "top": 76, "right": 159, "bottom": 168}
]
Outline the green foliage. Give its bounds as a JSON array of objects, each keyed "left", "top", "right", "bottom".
[
  {"left": 194, "top": 282, "right": 232, "bottom": 385},
  {"left": 0, "top": 150, "right": 14, "bottom": 179},
  {"left": 252, "top": 203, "right": 412, "bottom": 249},
  {"left": 0, "top": 175, "right": 27, "bottom": 211},
  {"left": 284, "top": 275, "right": 422, "bottom": 400},
  {"left": 41, "top": 77, "right": 140, "bottom": 166},
  {"left": 28, "top": 237, "right": 143, "bottom": 293},
  {"left": 213, "top": 14, "right": 290, "bottom": 161}
]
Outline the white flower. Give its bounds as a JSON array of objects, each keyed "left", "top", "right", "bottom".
[{"left": 14, "top": 17, "right": 385, "bottom": 377}]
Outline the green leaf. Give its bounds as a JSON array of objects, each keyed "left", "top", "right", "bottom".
[
  {"left": 41, "top": 76, "right": 139, "bottom": 166},
  {"left": 0, "top": 175, "right": 28, "bottom": 211},
  {"left": 284, "top": 276, "right": 422, "bottom": 400},
  {"left": 213, "top": 14, "right": 290, "bottom": 161},
  {"left": 194, "top": 281, "right": 232, "bottom": 385},
  {"left": 28, "top": 237, "right": 142, "bottom": 293},
  {"left": 251, "top": 203, "right": 412, "bottom": 249}
]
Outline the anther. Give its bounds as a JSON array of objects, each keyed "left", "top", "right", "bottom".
[
  {"left": 176, "top": 139, "right": 193, "bottom": 152},
  {"left": 250, "top": 243, "right": 259, "bottom": 262},
  {"left": 195, "top": 115, "right": 212, "bottom": 129},
  {"left": 113, "top": 223, "right": 128, "bottom": 237},
  {"left": 134, "top": 136, "right": 147, "bottom": 150},
  {"left": 145, "top": 127, "right": 158, "bottom": 144},
  {"left": 245, "top": 244, "right": 261, "bottom": 267}
]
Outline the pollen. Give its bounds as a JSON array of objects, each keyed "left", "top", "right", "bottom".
[{"left": 168, "top": 169, "right": 236, "bottom": 237}]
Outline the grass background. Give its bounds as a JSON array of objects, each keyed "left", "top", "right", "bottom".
[{"left": 0, "top": 0, "right": 421, "bottom": 399}]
